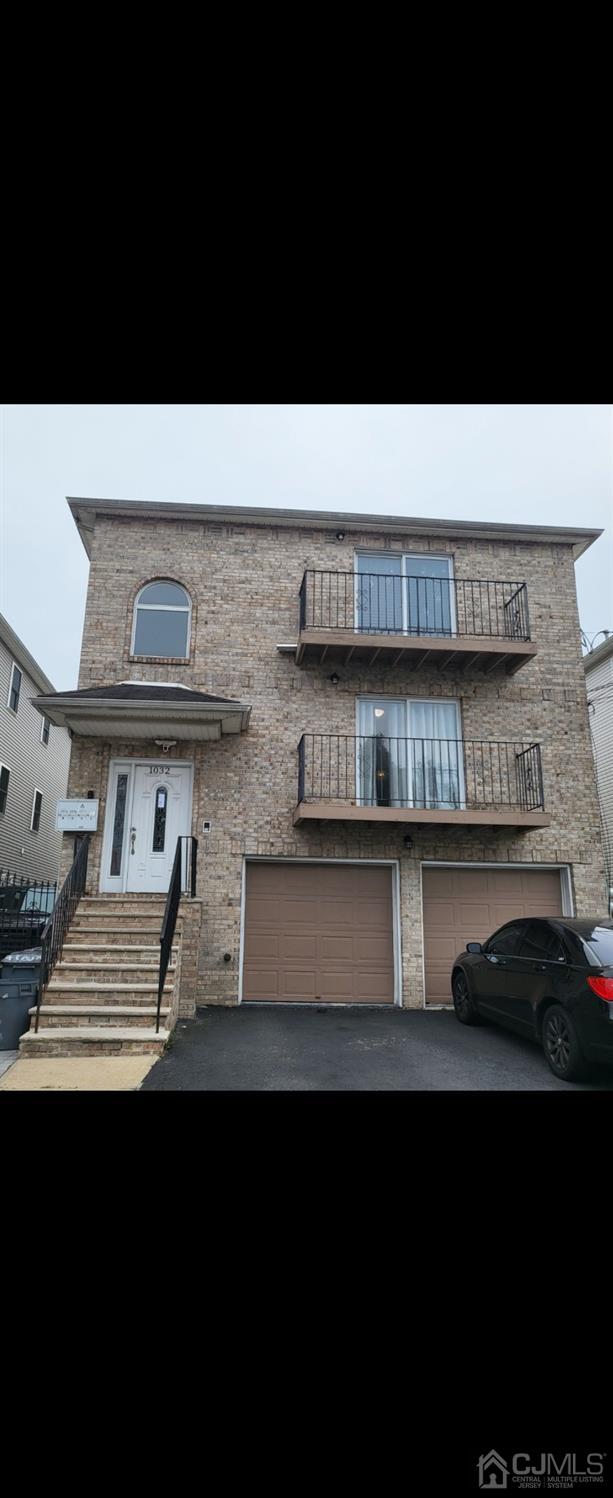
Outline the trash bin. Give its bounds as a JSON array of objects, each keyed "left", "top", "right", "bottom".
[{"left": 0, "top": 947, "right": 43, "bottom": 1049}]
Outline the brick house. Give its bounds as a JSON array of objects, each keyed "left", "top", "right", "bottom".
[{"left": 23, "top": 496, "right": 607, "bottom": 1057}]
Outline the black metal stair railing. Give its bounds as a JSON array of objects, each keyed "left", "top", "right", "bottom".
[
  {"left": 157, "top": 835, "right": 198, "bottom": 1035},
  {"left": 34, "top": 834, "right": 91, "bottom": 1033},
  {"left": 296, "top": 735, "right": 544, "bottom": 813},
  {"left": 299, "top": 571, "right": 531, "bottom": 641}
]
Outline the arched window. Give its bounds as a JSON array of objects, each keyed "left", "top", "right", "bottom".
[{"left": 132, "top": 581, "right": 191, "bottom": 658}]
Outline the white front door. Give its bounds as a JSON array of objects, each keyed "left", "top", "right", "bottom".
[{"left": 100, "top": 759, "right": 193, "bottom": 894}]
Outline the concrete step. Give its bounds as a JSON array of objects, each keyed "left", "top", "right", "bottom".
[
  {"left": 77, "top": 901, "right": 169, "bottom": 917},
  {"left": 62, "top": 944, "right": 179, "bottom": 957},
  {"left": 20, "top": 1027, "right": 169, "bottom": 1057},
  {"left": 53, "top": 962, "right": 176, "bottom": 983},
  {"left": 40, "top": 986, "right": 172, "bottom": 1008},
  {"left": 28, "top": 1005, "right": 171, "bottom": 1029},
  {"left": 46, "top": 980, "right": 172, "bottom": 997},
  {"left": 71, "top": 916, "right": 181, "bottom": 928},
  {"left": 69, "top": 924, "right": 182, "bottom": 940}
]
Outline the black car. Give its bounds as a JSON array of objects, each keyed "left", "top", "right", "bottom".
[{"left": 451, "top": 916, "right": 613, "bottom": 1082}]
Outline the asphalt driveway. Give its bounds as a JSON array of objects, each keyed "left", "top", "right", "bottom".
[{"left": 141, "top": 1006, "right": 613, "bottom": 1091}]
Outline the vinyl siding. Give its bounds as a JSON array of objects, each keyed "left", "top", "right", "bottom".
[
  {"left": 585, "top": 651, "right": 613, "bottom": 898},
  {"left": 0, "top": 638, "right": 71, "bottom": 881}
]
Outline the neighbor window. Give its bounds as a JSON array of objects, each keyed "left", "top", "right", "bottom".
[
  {"left": 40, "top": 716, "right": 50, "bottom": 746},
  {"left": 30, "top": 789, "right": 42, "bottom": 832},
  {"left": 0, "top": 765, "right": 9, "bottom": 815},
  {"left": 132, "top": 581, "right": 191, "bottom": 658},
  {"left": 7, "top": 663, "right": 22, "bottom": 713}
]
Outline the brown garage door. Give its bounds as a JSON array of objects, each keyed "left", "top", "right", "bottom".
[
  {"left": 422, "top": 865, "right": 564, "bottom": 1006},
  {"left": 243, "top": 862, "right": 395, "bottom": 1004}
]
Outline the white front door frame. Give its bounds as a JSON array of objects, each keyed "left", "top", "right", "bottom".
[
  {"left": 99, "top": 756, "right": 194, "bottom": 894},
  {"left": 419, "top": 859, "right": 574, "bottom": 1010},
  {"left": 238, "top": 855, "right": 403, "bottom": 1007}
]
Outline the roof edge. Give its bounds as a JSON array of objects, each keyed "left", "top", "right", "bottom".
[
  {"left": 583, "top": 635, "right": 613, "bottom": 671},
  {"left": 0, "top": 611, "right": 56, "bottom": 695},
  {"left": 67, "top": 497, "right": 603, "bottom": 562}
]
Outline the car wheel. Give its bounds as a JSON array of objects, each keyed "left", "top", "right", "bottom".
[
  {"left": 452, "top": 970, "right": 482, "bottom": 1026},
  {"left": 542, "top": 1004, "right": 589, "bottom": 1083}
]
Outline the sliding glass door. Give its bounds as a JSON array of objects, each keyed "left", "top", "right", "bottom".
[
  {"left": 357, "top": 698, "right": 465, "bottom": 809},
  {"left": 356, "top": 553, "right": 455, "bottom": 636}
]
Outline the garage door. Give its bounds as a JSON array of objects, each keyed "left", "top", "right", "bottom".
[
  {"left": 422, "top": 866, "right": 564, "bottom": 1006},
  {"left": 243, "top": 862, "right": 395, "bottom": 1004}
]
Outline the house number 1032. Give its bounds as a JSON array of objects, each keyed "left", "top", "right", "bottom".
[{"left": 148, "top": 766, "right": 171, "bottom": 774}]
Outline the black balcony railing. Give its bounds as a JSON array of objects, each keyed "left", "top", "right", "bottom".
[
  {"left": 297, "top": 735, "right": 544, "bottom": 813},
  {"left": 299, "top": 571, "right": 531, "bottom": 641}
]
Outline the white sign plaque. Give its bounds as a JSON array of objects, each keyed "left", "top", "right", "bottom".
[{"left": 55, "top": 799, "right": 99, "bottom": 832}]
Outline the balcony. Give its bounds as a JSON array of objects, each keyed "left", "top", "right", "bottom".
[
  {"left": 294, "top": 735, "right": 550, "bottom": 827},
  {"left": 296, "top": 571, "right": 537, "bottom": 674}
]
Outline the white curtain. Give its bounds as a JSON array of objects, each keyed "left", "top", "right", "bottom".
[
  {"left": 358, "top": 700, "right": 407, "bottom": 806},
  {"left": 408, "top": 701, "right": 462, "bottom": 808}
]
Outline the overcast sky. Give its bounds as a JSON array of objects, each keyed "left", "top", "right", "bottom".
[{"left": 1, "top": 404, "right": 611, "bottom": 688}]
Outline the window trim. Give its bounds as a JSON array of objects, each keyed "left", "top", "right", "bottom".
[
  {"left": 0, "top": 762, "right": 10, "bottom": 816},
  {"left": 130, "top": 580, "right": 192, "bottom": 660},
  {"left": 40, "top": 715, "right": 50, "bottom": 746},
  {"left": 354, "top": 550, "right": 456, "bottom": 636},
  {"left": 30, "top": 788, "right": 43, "bottom": 833},
  {"left": 7, "top": 661, "right": 22, "bottom": 714}
]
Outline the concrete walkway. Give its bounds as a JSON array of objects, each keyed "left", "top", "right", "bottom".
[
  {"left": 0, "top": 1051, "right": 18, "bottom": 1081},
  {"left": 0, "top": 1055, "right": 156, "bottom": 1091}
]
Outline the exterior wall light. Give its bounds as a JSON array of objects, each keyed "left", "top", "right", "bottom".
[
  {"left": 336, "top": 531, "right": 345, "bottom": 541},
  {"left": 329, "top": 672, "right": 340, "bottom": 685}
]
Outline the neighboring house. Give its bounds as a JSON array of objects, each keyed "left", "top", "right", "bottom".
[
  {"left": 0, "top": 612, "right": 71, "bottom": 882},
  {"left": 27, "top": 497, "right": 607, "bottom": 1056},
  {"left": 584, "top": 633, "right": 613, "bottom": 914}
]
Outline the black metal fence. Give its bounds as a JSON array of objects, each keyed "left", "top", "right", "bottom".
[
  {"left": 299, "top": 571, "right": 531, "bottom": 641},
  {"left": 0, "top": 870, "right": 57, "bottom": 962},
  {"left": 297, "top": 736, "right": 544, "bottom": 813},
  {"left": 157, "top": 835, "right": 198, "bottom": 1034}
]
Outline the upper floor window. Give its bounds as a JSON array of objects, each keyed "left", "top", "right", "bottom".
[
  {"left": 7, "top": 662, "right": 22, "bottom": 713},
  {"left": 356, "top": 552, "right": 454, "bottom": 636},
  {"left": 357, "top": 696, "right": 464, "bottom": 810},
  {"left": 30, "top": 788, "right": 42, "bottom": 833},
  {"left": 131, "top": 581, "right": 191, "bottom": 659},
  {"left": 0, "top": 764, "right": 9, "bottom": 815},
  {"left": 40, "top": 716, "right": 50, "bottom": 746}
]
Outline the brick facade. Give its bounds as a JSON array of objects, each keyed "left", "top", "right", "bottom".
[{"left": 59, "top": 509, "right": 607, "bottom": 1012}]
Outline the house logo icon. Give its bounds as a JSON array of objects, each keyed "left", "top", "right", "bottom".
[{"left": 477, "top": 1451, "right": 508, "bottom": 1489}]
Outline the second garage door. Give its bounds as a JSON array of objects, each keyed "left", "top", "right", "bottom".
[
  {"left": 243, "top": 862, "right": 395, "bottom": 1004},
  {"left": 422, "top": 865, "right": 564, "bottom": 1006}
]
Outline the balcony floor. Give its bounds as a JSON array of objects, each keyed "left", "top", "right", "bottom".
[
  {"left": 295, "top": 629, "right": 537, "bottom": 674},
  {"left": 294, "top": 802, "right": 551, "bottom": 828}
]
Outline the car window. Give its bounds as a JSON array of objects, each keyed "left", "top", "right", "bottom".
[
  {"left": 583, "top": 928, "right": 613, "bottom": 966},
  {"left": 485, "top": 922, "right": 526, "bottom": 957},
  {"left": 19, "top": 889, "right": 55, "bottom": 914},
  {"left": 519, "top": 922, "right": 565, "bottom": 963}
]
